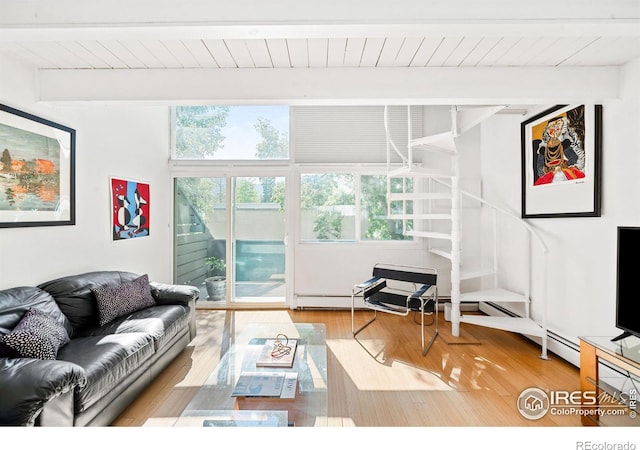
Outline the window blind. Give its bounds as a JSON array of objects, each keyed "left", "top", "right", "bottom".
[{"left": 292, "top": 105, "right": 423, "bottom": 164}]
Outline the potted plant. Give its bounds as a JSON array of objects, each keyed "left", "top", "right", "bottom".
[{"left": 204, "top": 256, "right": 226, "bottom": 301}]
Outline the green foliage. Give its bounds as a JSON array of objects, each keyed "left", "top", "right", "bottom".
[
  {"left": 205, "top": 256, "right": 226, "bottom": 276},
  {"left": 176, "top": 177, "right": 225, "bottom": 224},
  {"left": 361, "top": 175, "right": 413, "bottom": 241},
  {"left": 270, "top": 179, "right": 286, "bottom": 211},
  {"left": 254, "top": 117, "right": 288, "bottom": 159},
  {"left": 301, "top": 173, "right": 355, "bottom": 240},
  {"left": 235, "top": 178, "right": 259, "bottom": 203},
  {"left": 313, "top": 210, "right": 343, "bottom": 240},
  {"left": 175, "top": 106, "right": 230, "bottom": 158}
]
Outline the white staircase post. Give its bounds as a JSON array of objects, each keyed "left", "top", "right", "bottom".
[{"left": 450, "top": 107, "right": 462, "bottom": 337}]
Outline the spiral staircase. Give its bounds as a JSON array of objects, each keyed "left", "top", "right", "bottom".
[{"left": 384, "top": 105, "right": 549, "bottom": 359}]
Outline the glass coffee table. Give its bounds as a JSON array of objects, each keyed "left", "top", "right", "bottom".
[{"left": 176, "top": 322, "right": 327, "bottom": 427}]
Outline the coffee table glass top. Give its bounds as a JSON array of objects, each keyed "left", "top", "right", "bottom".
[{"left": 177, "top": 322, "right": 327, "bottom": 427}]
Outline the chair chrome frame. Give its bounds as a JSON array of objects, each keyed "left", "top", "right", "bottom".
[{"left": 351, "top": 263, "right": 438, "bottom": 356}]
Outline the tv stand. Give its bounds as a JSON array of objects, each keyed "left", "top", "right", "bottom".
[
  {"left": 611, "top": 331, "right": 633, "bottom": 342},
  {"left": 579, "top": 336, "right": 640, "bottom": 426}
]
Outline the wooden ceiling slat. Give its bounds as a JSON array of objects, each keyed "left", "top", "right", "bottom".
[
  {"left": 287, "top": 39, "right": 309, "bottom": 67},
  {"left": 223, "top": 39, "right": 254, "bottom": 68},
  {"left": 245, "top": 39, "right": 273, "bottom": 68},
  {"left": 181, "top": 40, "right": 220, "bottom": 68},
  {"left": 266, "top": 39, "right": 291, "bottom": 68},
  {"left": 136, "top": 40, "right": 183, "bottom": 68},
  {"left": 343, "top": 38, "right": 366, "bottom": 67},
  {"left": 202, "top": 39, "right": 236, "bottom": 68},
  {"left": 307, "top": 38, "right": 328, "bottom": 67},
  {"left": 409, "top": 37, "right": 443, "bottom": 67},
  {"left": 427, "top": 37, "right": 464, "bottom": 66},
  {"left": 327, "top": 38, "right": 347, "bottom": 66},
  {"left": 360, "top": 37, "right": 385, "bottom": 67},
  {"left": 77, "top": 40, "right": 130, "bottom": 68}
]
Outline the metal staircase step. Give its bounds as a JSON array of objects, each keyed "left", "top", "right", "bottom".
[
  {"left": 460, "top": 268, "right": 495, "bottom": 280},
  {"left": 460, "top": 315, "right": 545, "bottom": 337},
  {"left": 388, "top": 192, "right": 452, "bottom": 201},
  {"left": 388, "top": 213, "right": 452, "bottom": 220},
  {"left": 455, "top": 105, "right": 506, "bottom": 134},
  {"left": 405, "top": 230, "right": 452, "bottom": 240},
  {"left": 388, "top": 166, "right": 453, "bottom": 179},
  {"left": 429, "top": 248, "right": 452, "bottom": 259},
  {"left": 410, "top": 131, "right": 457, "bottom": 154},
  {"left": 459, "top": 288, "right": 529, "bottom": 303}
]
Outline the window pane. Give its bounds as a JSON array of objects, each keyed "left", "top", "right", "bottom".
[
  {"left": 300, "top": 173, "right": 355, "bottom": 241},
  {"left": 361, "top": 175, "right": 413, "bottom": 241},
  {"left": 174, "top": 177, "right": 227, "bottom": 300},
  {"left": 174, "top": 105, "right": 289, "bottom": 160}
]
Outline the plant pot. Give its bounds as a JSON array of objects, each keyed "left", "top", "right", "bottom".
[{"left": 204, "top": 276, "right": 226, "bottom": 301}]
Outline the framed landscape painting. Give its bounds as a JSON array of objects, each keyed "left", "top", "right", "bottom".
[
  {"left": 0, "top": 104, "right": 75, "bottom": 227},
  {"left": 520, "top": 104, "right": 602, "bottom": 218}
]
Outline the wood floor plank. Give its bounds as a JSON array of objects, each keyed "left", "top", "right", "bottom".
[{"left": 112, "top": 309, "right": 582, "bottom": 427}]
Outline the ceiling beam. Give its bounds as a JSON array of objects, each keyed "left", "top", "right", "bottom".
[{"left": 37, "top": 66, "right": 620, "bottom": 105}]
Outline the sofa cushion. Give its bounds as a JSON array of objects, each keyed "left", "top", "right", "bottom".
[
  {"left": 56, "top": 332, "right": 154, "bottom": 413},
  {"left": 37, "top": 271, "right": 139, "bottom": 335},
  {"left": 0, "top": 309, "right": 71, "bottom": 360},
  {"left": 84, "top": 304, "right": 190, "bottom": 351},
  {"left": 0, "top": 286, "right": 72, "bottom": 337},
  {"left": 91, "top": 274, "right": 156, "bottom": 326}
]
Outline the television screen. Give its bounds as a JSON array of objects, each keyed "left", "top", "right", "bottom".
[{"left": 615, "top": 226, "right": 640, "bottom": 341}]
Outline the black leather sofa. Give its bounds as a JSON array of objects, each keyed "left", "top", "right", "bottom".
[{"left": 0, "top": 271, "right": 198, "bottom": 426}]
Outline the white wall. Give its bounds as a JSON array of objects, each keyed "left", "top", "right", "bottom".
[
  {"left": 2, "top": 48, "right": 638, "bottom": 359},
  {"left": 480, "top": 57, "right": 640, "bottom": 363},
  {"left": 0, "top": 56, "right": 174, "bottom": 288}
]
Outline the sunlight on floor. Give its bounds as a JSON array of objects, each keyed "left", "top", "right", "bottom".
[{"left": 328, "top": 338, "right": 454, "bottom": 392}]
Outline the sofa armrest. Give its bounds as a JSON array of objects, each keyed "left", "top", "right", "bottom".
[
  {"left": 149, "top": 282, "right": 199, "bottom": 307},
  {"left": 0, "top": 358, "right": 86, "bottom": 426}
]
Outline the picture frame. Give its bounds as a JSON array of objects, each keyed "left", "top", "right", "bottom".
[
  {"left": 0, "top": 104, "right": 75, "bottom": 227},
  {"left": 521, "top": 104, "right": 602, "bottom": 218},
  {"left": 110, "top": 177, "right": 150, "bottom": 240}
]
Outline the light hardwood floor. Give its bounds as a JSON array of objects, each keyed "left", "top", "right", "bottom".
[{"left": 113, "top": 308, "right": 582, "bottom": 427}]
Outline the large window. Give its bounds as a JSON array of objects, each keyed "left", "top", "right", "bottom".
[
  {"left": 300, "top": 173, "right": 413, "bottom": 242},
  {"left": 173, "top": 105, "right": 289, "bottom": 160}
]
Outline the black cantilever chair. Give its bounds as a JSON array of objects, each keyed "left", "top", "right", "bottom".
[{"left": 351, "top": 263, "right": 438, "bottom": 355}]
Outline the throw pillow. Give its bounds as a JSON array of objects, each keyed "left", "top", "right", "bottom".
[
  {"left": 92, "top": 274, "right": 156, "bottom": 326},
  {"left": 1, "top": 309, "right": 71, "bottom": 360}
]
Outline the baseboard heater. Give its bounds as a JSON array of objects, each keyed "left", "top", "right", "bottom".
[{"left": 295, "top": 295, "right": 479, "bottom": 313}]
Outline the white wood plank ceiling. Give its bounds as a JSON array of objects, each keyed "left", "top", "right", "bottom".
[
  {"left": 2, "top": 35, "right": 640, "bottom": 70},
  {"left": 1, "top": 0, "right": 639, "bottom": 71}
]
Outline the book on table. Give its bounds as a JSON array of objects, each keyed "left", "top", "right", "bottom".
[
  {"left": 202, "top": 410, "right": 288, "bottom": 427},
  {"left": 255, "top": 338, "right": 298, "bottom": 368},
  {"left": 232, "top": 371, "right": 298, "bottom": 398}
]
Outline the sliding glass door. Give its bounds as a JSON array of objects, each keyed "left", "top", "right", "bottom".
[
  {"left": 232, "top": 176, "right": 286, "bottom": 304},
  {"left": 174, "top": 175, "right": 286, "bottom": 306}
]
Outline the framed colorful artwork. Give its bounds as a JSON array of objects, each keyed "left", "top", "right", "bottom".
[
  {"left": 0, "top": 104, "right": 75, "bottom": 227},
  {"left": 521, "top": 104, "right": 602, "bottom": 218},
  {"left": 110, "top": 177, "right": 150, "bottom": 240}
]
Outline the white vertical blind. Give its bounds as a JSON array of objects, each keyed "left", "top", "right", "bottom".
[{"left": 292, "top": 105, "right": 422, "bottom": 164}]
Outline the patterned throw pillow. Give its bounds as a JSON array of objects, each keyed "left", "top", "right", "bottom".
[
  {"left": 1, "top": 309, "right": 71, "bottom": 360},
  {"left": 92, "top": 274, "right": 156, "bottom": 326}
]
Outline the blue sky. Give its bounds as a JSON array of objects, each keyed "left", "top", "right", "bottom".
[{"left": 216, "top": 105, "right": 289, "bottom": 159}]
